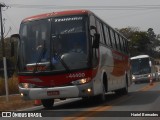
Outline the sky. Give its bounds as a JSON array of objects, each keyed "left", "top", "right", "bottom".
[{"left": 1, "top": 0, "right": 160, "bottom": 37}]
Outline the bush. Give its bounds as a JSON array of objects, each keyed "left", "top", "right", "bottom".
[{"left": 0, "top": 74, "right": 19, "bottom": 95}]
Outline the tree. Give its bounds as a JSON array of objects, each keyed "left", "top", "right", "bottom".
[
  {"left": 118, "top": 27, "right": 139, "bottom": 39},
  {"left": 147, "top": 28, "right": 160, "bottom": 58},
  {"left": 118, "top": 27, "right": 151, "bottom": 57},
  {"left": 147, "top": 28, "right": 156, "bottom": 41}
]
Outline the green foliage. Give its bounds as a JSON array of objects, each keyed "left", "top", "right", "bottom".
[{"left": 118, "top": 27, "right": 160, "bottom": 58}]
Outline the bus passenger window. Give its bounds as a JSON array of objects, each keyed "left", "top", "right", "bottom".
[
  {"left": 115, "top": 33, "right": 120, "bottom": 51},
  {"left": 109, "top": 29, "right": 116, "bottom": 49},
  {"left": 119, "top": 37, "right": 123, "bottom": 52},
  {"left": 122, "top": 38, "right": 126, "bottom": 53},
  {"left": 125, "top": 40, "right": 129, "bottom": 53},
  {"left": 103, "top": 26, "right": 111, "bottom": 47}
]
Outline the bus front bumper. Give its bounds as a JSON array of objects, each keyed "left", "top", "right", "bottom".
[
  {"left": 132, "top": 77, "right": 150, "bottom": 83},
  {"left": 19, "top": 82, "right": 93, "bottom": 100}
]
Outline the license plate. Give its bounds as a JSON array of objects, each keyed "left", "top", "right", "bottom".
[{"left": 47, "top": 91, "right": 59, "bottom": 96}]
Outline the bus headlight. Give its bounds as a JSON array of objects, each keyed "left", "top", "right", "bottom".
[
  {"left": 132, "top": 75, "right": 135, "bottom": 80},
  {"left": 148, "top": 74, "right": 151, "bottom": 78},
  {"left": 71, "top": 77, "right": 91, "bottom": 85},
  {"left": 19, "top": 83, "right": 35, "bottom": 88}
]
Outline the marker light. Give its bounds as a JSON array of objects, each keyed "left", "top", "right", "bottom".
[
  {"left": 87, "top": 88, "right": 92, "bottom": 93},
  {"left": 19, "top": 83, "right": 35, "bottom": 88},
  {"left": 20, "top": 93, "right": 24, "bottom": 97}
]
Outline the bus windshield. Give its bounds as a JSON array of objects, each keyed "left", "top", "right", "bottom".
[
  {"left": 19, "top": 15, "right": 88, "bottom": 72},
  {"left": 131, "top": 58, "right": 151, "bottom": 75}
]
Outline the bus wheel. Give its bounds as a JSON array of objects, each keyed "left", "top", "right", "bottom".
[
  {"left": 41, "top": 99, "right": 54, "bottom": 109},
  {"left": 97, "top": 84, "right": 106, "bottom": 102},
  {"left": 115, "top": 81, "right": 128, "bottom": 95},
  {"left": 121, "top": 79, "right": 128, "bottom": 95},
  {"left": 121, "top": 85, "right": 128, "bottom": 95}
]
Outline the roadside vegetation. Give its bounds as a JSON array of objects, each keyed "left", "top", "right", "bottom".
[
  {"left": 117, "top": 27, "right": 160, "bottom": 58},
  {"left": 0, "top": 74, "right": 19, "bottom": 95},
  {"left": 0, "top": 75, "right": 35, "bottom": 111}
]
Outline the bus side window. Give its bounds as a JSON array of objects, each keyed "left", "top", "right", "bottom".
[
  {"left": 122, "top": 38, "right": 126, "bottom": 53},
  {"left": 119, "top": 36, "right": 123, "bottom": 52},
  {"left": 123, "top": 39, "right": 128, "bottom": 54},
  {"left": 109, "top": 29, "right": 116, "bottom": 49},
  {"left": 103, "top": 25, "right": 111, "bottom": 47},
  {"left": 126, "top": 40, "right": 129, "bottom": 54},
  {"left": 115, "top": 33, "right": 120, "bottom": 51}
]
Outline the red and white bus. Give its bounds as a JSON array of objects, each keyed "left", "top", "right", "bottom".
[{"left": 11, "top": 10, "right": 131, "bottom": 109}]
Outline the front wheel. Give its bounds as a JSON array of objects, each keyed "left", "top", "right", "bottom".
[
  {"left": 96, "top": 84, "right": 106, "bottom": 103},
  {"left": 41, "top": 99, "right": 54, "bottom": 109}
]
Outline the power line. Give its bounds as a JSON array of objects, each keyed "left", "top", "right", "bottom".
[{"left": 7, "top": 4, "right": 160, "bottom": 10}]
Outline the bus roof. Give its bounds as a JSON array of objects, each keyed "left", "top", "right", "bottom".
[
  {"left": 22, "top": 10, "right": 90, "bottom": 22},
  {"left": 130, "top": 55, "right": 149, "bottom": 60}
]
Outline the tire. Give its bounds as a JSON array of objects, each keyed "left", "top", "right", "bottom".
[
  {"left": 41, "top": 99, "right": 54, "bottom": 109},
  {"left": 121, "top": 78, "right": 128, "bottom": 95},
  {"left": 115, "top": 79, "right": 128, "bottom": 95},
  {"left": 115, "top": 86, "right": 128, "bottom": 95},
  {"left": 121, "top": 85, "right": 128, "bottom": 95},
  {"left": 96, "top": 83, "right": 106, "bottom": 103}
]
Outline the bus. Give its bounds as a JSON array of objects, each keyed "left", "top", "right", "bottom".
[
  {"left": 11, "top": 10, "right": 131, "bottom": 109},
  {"left": 130, "top": 55, "right": 158, "bottom": 84}
]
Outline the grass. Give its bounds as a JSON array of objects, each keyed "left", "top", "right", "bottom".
[
  {"left": 0, "top": 75, "right": 36, "bottom": 111},
  {"left": 0, "top": 75, "right": 19, "bottom": 95}
]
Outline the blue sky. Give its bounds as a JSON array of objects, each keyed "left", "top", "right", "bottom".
[{"left": 1, "top": 0, "right": 160, "bottom": 37}]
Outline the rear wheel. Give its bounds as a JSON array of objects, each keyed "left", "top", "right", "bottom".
[
  {"left": 121, "top": 85, "right": 128, "bottom": 95},
  {"left": 96, "top": 83, "right": 106, "bottom": 102},
  {"left": 115, "top": 85, "right": 128, "bottom": 95},
  {"left": 41, "top": 99, "right": 54, "bottom": 109},
  {"left": 115, "top": 76, "right": 128, "bottom": 95}
]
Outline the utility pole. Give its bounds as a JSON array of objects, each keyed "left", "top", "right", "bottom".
[{"left": 0, "top": 3, "right": 9, "bottom": 102}]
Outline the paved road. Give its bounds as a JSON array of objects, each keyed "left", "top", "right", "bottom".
[{"left": 1, "top": 81, "right": 160, "bottom": 120}]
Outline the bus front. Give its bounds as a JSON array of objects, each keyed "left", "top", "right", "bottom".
[
  {"left": 17, "top": 13, "right": 95, "bottom": 108},
  {"left": 131, "top": 57, "right": 152, "bottom": 83}
]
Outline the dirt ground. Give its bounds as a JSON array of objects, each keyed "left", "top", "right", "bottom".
[
  {"left": 0, "top": 94, "right": 62, "bottom": 111},
  {"left": 0, "top": 95, "right": 36, "bottom": 111}
]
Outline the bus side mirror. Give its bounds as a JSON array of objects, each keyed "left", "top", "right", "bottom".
[
  {"left": 92, "top": 33, "right": 100, "bottom": 48},
  {"left": 10, "top": 34, "right": 20, "bottom": 57}
]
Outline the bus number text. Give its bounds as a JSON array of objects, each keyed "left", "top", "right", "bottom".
[{"left": 68, "top": 73, "right": 85, "bottom": 78}]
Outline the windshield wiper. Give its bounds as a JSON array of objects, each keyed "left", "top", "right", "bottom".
[
  {"left": 33, "top": 40, "right": 47, "bottom": 72},
  {"left": 53, "top": 52, "right": 70, "bottom": 72},
  {"left": 52, "top": 34, "right": 70, "bottom": 72}
]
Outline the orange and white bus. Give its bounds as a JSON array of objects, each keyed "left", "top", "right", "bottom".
[{"left": 11, "top": 10, "right": 131, "bottom": 109}]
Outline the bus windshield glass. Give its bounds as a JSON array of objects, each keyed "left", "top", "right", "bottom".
[
  {"left": 131, "top": 58, "right": 151, "bottom": 75},
  {"left": 18, "top": 15, "right": 88, "bottom": 72}
]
